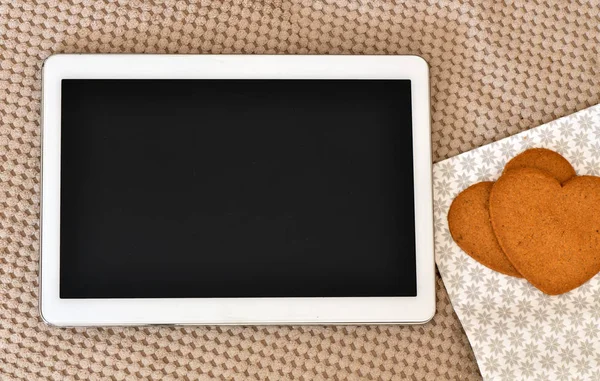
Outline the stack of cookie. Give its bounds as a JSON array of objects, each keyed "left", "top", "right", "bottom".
[{"left": 448, "top": 148, "right": 600, "bottom": 295}]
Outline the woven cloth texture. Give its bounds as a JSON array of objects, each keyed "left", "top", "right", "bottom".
[{"left": 1, "top": 0, "right": 599, "bottom": 380}]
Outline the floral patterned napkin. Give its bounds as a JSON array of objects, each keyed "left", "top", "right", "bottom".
[{"left": 433, "top": 104, "right": 600, "bottom": 381}]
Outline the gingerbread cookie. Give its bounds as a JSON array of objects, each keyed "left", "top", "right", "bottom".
[
  {"left": 448, "top": 148, "right": 576, "bottom": 278},
  {"left": 489, "top": 168, "right": 600, "bottom": 295},
  {"left": 448, "top": 182, "right": 521, "bottom": 277},
  {"left": 503, "top": 148, "right": 575, "bottom": 184}
]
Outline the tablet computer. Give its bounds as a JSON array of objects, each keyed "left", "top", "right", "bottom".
[{"left": 40, "top": 54, "right": 434, "bottom": 326}]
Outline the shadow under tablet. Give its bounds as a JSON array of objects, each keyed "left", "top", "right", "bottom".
[{"left": 59, "top": 79, "right": 416, "bottom": 299}]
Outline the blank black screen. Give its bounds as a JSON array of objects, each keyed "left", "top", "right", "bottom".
[{"left": 59, "top": 79, "right": 416, "bottom": 298}]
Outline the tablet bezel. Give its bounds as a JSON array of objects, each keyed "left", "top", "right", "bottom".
[{"left": 40, "top": 54, "right": 434, "bottom": 326}]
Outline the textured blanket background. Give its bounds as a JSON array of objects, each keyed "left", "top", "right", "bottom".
[{"left": 0, "top": 0, "right": 598, "bottom": 380}]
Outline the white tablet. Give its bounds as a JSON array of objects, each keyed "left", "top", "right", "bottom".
[{"left": 40, "top": 54, "right": 434, "bottom": 326}]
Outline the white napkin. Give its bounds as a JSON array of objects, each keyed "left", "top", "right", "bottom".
[{"left": 433, "top": 104, "right": 600, "bottom": 381}]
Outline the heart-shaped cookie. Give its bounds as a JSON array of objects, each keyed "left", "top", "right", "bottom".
[
  {"left": 489, "top": 167, "right": 600, "bottom": 295},
  {"left": 448, "top": 148, "right": 575, "bottom": 278}
]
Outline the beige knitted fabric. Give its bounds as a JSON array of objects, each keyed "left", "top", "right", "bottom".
[{"left": 1, "top": 0, "right": 599, "bottom": 380}]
